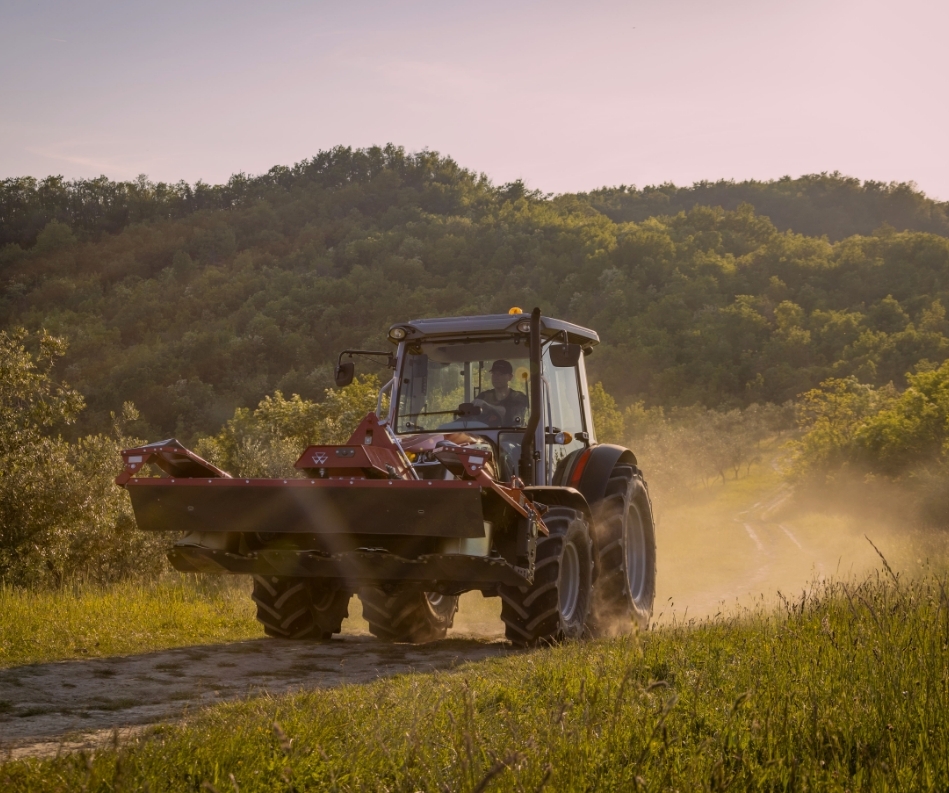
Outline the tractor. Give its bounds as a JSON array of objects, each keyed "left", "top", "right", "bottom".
[{"left": 116, "top": 308, "right": 657, "bottom": 645}]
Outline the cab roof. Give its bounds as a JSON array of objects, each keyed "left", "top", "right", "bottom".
[{"left": 388, "top": 313, "right": 600, "bottom": 347}]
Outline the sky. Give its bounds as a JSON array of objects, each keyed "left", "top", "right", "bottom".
[{"left": 1, "top": 0, "right": 947, "bottom": 199}]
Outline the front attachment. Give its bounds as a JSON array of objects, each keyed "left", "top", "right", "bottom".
[{"left": 117, "top": 415, "right": 547, "bottom": 593}]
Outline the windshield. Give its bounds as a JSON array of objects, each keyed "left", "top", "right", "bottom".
[{"left": 395, "top": 339, "right": 532, "bottom": 433}]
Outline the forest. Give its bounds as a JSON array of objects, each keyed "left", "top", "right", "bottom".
[
  {"left": 1, "top": 145, "right": 948, "bottom": 585},
  {"left": 1, "top": 145, "right": 948, "bottom": 442}
]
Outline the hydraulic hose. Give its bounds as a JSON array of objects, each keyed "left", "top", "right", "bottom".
[{"left": 519, "top": 307, "right": 543, "bottom": 485}]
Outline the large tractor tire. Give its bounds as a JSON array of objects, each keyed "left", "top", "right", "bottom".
[
  {"left": 590, "top": 464, "right": 656, "bottom": 634},
  {"left": 358, "top": 588, "right": 459, "bottom": 643},
  {"left": 499, "top": 506, "right": 594, "bottom": 645},
  {"left": 252, "top": 575, "right": 351, "bottom": 640}
]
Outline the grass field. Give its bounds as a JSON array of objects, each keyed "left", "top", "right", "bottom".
[
  {"left": 3, "top": 571, "right": 949, "bottom": 791},
  {"left": 0, "top": 577, "right": 261, "bottom": 669}
]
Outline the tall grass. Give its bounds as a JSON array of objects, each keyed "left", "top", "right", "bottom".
[
  {"left": 0, "top": 575, "right": 260, "bottom": 668},
  {"left": 4, "top": 570, "right": 949, "bottom": 791}
]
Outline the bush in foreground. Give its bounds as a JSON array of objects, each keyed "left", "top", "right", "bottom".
[{"left": 3, "top": 571, "right": 948, "bottom": 790}]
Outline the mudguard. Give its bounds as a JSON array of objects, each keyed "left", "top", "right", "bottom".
[
  {"left": 522, "top": 486, "right": 592, "bottom": 524},
  {"left": 554, "top": 444, "right": 639, "bottom": 506}
]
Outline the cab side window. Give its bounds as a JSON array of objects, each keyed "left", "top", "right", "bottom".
[{"left": 543, "top": 345, "right": 587, "bottom": 467}]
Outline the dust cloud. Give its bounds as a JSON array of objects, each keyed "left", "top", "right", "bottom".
[
  {"left": 343, "top": 470, "right": 949, "bottom": 638},
  {"left": 653, "top": 476, "right": 948, "bottom": 625}
]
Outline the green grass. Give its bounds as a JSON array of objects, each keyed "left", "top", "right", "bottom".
[
  {"left": 4, "top": 571, "right": 949, "bottom": 791},
  {"left": 0, "top": 575, "right": 261, "bottom": 668}
]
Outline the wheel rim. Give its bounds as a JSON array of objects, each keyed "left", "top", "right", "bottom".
[
  {"left": 425, "top": 592, "right": 455, "bottom": 619},
  {"left": 625, "top": 502, "right": 647, "bottom": 603},
  {"left": 559, "top": 540, "right": 581, "bottom": 623}
]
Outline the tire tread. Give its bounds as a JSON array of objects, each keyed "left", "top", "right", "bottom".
[{"left": 252, "top": 576, "right": 350, "bottom": 640}]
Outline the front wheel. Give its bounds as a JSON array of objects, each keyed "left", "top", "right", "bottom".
[
  {"left": 358, "top": 588, "right": 458, "bottom": 643},
  {"left": 499, "top": 506, "right": 594, "bottom": 645},
  {"left": 252, "top": 576, "right": 351, "bottom": 640}
]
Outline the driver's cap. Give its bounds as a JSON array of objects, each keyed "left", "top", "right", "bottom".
[{"left": 489, "top": 359, "right": 514, "bottom": 375}]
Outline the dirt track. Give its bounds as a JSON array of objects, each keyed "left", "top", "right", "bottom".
[{"left": 0, "top": 633, "right": 513, "bottom": 760}]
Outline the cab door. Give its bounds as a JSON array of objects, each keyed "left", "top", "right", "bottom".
[{"left": 542, "top": 344, "right": 589, "bottom": 485}]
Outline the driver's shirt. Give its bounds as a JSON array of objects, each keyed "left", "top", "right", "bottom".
[{"left": 478, "top": 388, "right": 529, "bottom": 427}]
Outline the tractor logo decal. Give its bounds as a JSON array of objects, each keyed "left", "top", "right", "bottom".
[{"left": 312, "top": 452, "right": 329, "bottom": 465}]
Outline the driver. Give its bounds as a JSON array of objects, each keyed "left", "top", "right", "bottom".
[{"left": 473, "top": 360, "right": 529, "bottom": 427}]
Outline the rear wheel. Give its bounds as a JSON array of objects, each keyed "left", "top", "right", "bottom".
[
  {"left": 499, "top": 506, "right": 594, "bottom": 645},
  {"left": 358, "top": 588, "right": 459, "bottom": 643},
  {"left": 252, "top": 576, "right": 350, "bottom": 640},
  {"left": 590, "top": 465, "right": 656, "bottom": 634}
]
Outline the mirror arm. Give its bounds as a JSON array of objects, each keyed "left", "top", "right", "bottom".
[
  {"left": 336, "top": 349, "right": 393, "bottom": 368},
  {"left": 335, "top": 348, "right": 398, "bottom": 388}
]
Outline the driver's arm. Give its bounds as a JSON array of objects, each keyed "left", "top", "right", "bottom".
[{"left": 473, "top": 397, "right": 506, "bottom": 418}]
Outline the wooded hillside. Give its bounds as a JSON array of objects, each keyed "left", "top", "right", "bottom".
[
  {"left": 2, "top": 145, "right": 948, "bottom": 441},
  {"left": 585, "top": 174, "right": 949, "bottom": 240}
]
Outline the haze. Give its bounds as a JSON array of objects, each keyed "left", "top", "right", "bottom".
[{"left": 1, "top": 0, "right": 946, "bottom": 199}]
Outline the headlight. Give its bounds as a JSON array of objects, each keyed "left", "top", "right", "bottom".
[
  {"left": 516, "top": 320, "right": 531, "bottom": 333},
  {"left": 388, "top": 327, "right": 407, "bottom": 341}
]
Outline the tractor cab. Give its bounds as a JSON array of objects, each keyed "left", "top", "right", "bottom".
[{"left": 337, "top": 309, "right": 600, "bottom": 485}]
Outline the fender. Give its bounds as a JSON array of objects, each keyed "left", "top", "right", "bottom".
[
  {"left": 522, "top": 485, "right": 592, "bottom": 524},
  {"left": 555, "top": 444, "right": 638, "bottom": 506}
]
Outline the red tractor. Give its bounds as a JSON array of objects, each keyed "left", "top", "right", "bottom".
[{"left": 117, "top": 309, "right": 656, "bottom": 644}]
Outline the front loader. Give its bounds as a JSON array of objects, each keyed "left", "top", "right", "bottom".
[{"left": 117, "top": 308, "right": 657, "bottom": 645}]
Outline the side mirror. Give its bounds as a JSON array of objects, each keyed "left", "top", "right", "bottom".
[
  {"left": 335, "top": 362, "right": 355, "bottom": 388},
  {"left": 549, "top": 343, "right": 582, "bottom": 367}
]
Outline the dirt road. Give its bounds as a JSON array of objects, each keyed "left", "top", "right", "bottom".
[{"left": 0, "top": 631, "right": 513, "bottom": 760}]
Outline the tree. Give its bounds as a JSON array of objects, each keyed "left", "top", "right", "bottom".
[
  {"left": 589, "top": 382, "right": 625, "bottom": 444},
  {"left": 195, "top": 376, "right": 383, "bottom": 477},
  {"left": 0, "top": 328, "right": 83, "bottom": 454},
  {"left": 791, "top": 377, "right": 888, "bottom": 474},
  {"left": 856, "top": 361, "right": 949, "bottom": 475},
  {"left": 2, "top": 149, "right": 948, "bottom": 440},
  {"left": 0, "top": 329, "right": 82, "bottom": 580},
  {"left": 0, "top": 330, "right": 164, "bottom": 585},
  {"left": 791, "top": 365, "right": 949, "bottom": 524}
]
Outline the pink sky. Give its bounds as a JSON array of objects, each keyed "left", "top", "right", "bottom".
[{"left": 2, "top": 0, "right": 947, "bottom": 199}]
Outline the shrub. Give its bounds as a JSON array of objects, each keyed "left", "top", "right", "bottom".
[
  {"left": 0, "top": 330, "right": 167, "bottom": 586},
  {"left": 195, "top": 375, "right": 383, "bottom": 477}
]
